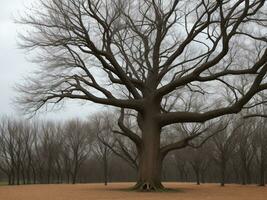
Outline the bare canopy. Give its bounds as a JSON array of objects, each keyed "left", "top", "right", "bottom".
[{"left": 17, "top": 0, "right": 267, "bottom": 190}]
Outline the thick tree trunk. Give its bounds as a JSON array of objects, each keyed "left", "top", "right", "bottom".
[
  {"left": 133, "top": 113, "right": 164, "bottom": 191},
  {"left": 134, "top": 153, "right": 163, "bottom": 191}
]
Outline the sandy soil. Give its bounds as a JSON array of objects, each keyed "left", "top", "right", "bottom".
[{"left": 0, "top": 182, "right": 267, "bottom": 200}]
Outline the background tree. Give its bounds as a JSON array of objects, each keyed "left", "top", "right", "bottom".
[
  {"left": 0, "top": 118, "right": 16, "bottom": 185},
  {"left": 253, "top": 118, "right": 267, "bottom": 186},
  {"left": 17, "top": 0, "right": 267, "bottom": 190},
  {"left": 211, "top": 123, "right": 239, "bottom": 186},
  {"left": 63, "top": 119, "right": 92, "bottom": 184},
  {"left": 0, "top": 114, "right": 267, "bottom": 186},
  {"left": 187, "top": 145, "right": 210, "bottom": 185},
  {"left": 235, "top": 120, "right": 255, "bottom": 185},
  {"left": 95, "top": 111, "right": 140, "bottom": 172},
  {"left": 39, "top": 122, "right": 60, "bottom": 184},
  {"left": 171, "top": 149, "right": 190, "bottom": 183},
  {"left": 91, "top": 113, "right": 115, "bottom": 186}
]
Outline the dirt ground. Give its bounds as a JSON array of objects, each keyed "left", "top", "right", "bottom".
[{"left": 0, "top": 182, "right": 267, "bottom": 200}]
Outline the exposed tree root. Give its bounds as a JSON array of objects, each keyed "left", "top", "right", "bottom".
[{"left": 131, "top": 181, "right": 165, "bottom": 192}]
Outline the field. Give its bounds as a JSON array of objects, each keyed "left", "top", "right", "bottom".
[{"left": 0, "top": 183, "right": 267, "bottom": 200}]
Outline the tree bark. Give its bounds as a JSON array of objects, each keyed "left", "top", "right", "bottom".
[{"left": 133, "top": 112, "right": 164, "bottom": 191}]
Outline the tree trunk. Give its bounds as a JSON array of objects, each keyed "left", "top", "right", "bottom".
[
  {"left": 220, "top": 163, "right": 226, "bottom": 187},
  {"left": 67, "top": 172, "right": 70, "bottom": 184},
  {"left": 134, "top": 152, "right": 163, "bottom": 191},
  {"left": 11, "top": 168, "right": 15, "bottom": 185},
  {"left": 178, "top": 168, "right": 184, "bottom": 182},
  {"left": 192, "top": 166, "right": 200, "bottom": 185},
  {"left": 8, "top": 173, "right": 11, "bottom": 185},
  {"left": 16, "top": 164, "right": 20, "bottom": 185},
  {"left": 259, "top": 165, "right": 265, "bottom": 186},
  {"left": 22, "top": 169, "right": 26, "bottom": 185},
  {"left": 259, "top": 153, "right": 265, "bottom": 187},
  {"left": 245, "top": 168, "right": 251, "bottom": 184},
  {"left": 47, "top": 172, "right": 50, "bottom": 184},
  {"left": 72, "top": 172, "right": 77, "bottom": 184},
  {"left": 201, "top": 171, "right": 205, "bottom": 184},
  {"left": 26, "top": 167, "right": 31, "bottom": 184},
  {"left": 32, "top": 167, "right": 36, "bottom": 184},
  {"left": 72, "top": 161, "right": 78, "bottom": 184},
  {"left": 196, "top": 170, "right": 200, "bottom": 185},
  {"left": 241, "top": 170, "right": 246, "bottom": 185},
  {"left": 184, "top": 171, "right": 188, "bottom": 182},
  {"left": 133, "top": 114, "right": 164, "bottom": 191},
  {"left": 103, "top": 149, "right": 108, "bottom": 186}
]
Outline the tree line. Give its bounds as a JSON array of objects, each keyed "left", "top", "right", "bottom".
[{"left": 0, "top": 112, "right": 266, "bottom": 186}]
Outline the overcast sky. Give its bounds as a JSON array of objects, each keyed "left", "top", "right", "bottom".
[{"left": 0, "top": 0, "right": 102, "bottom": 120}]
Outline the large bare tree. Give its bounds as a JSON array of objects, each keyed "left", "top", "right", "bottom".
[{"left": 17, "top": 0, "right": 267, "bottom": 190}]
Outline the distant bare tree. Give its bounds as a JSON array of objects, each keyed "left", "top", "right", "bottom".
[
  {"left": 235, "top": 120, "right": 255, "bottom": 185},
  {"left": 187, "top": 145, "right": 210, "bottom": 185},
  {"left": 253, "top": 118, "right": 267, "bottom": 186},
  {"left": 0, "top": 118, "right": 15, "bottom": 185},
  {"left": 211, "top": 123, "right": 239, "bottom": 186},
  {"left": 19, "top": 122, "right": 34, "bottom": 184},
  {"left": 91, "top": 113, "right": 115, "bottom": 186},
  {"left": 63, "top": 119, "right": 92, "bottom": 184},
  {"left": 38, "top": 122, "right": 62, "bottom": 184},
  {"left": 172, "top": 150, "right": 190, "bottom": 182}
]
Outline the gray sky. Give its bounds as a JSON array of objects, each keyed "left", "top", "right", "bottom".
[{"left": 0, "top": 0, "right": 102, "bottom": 120}]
